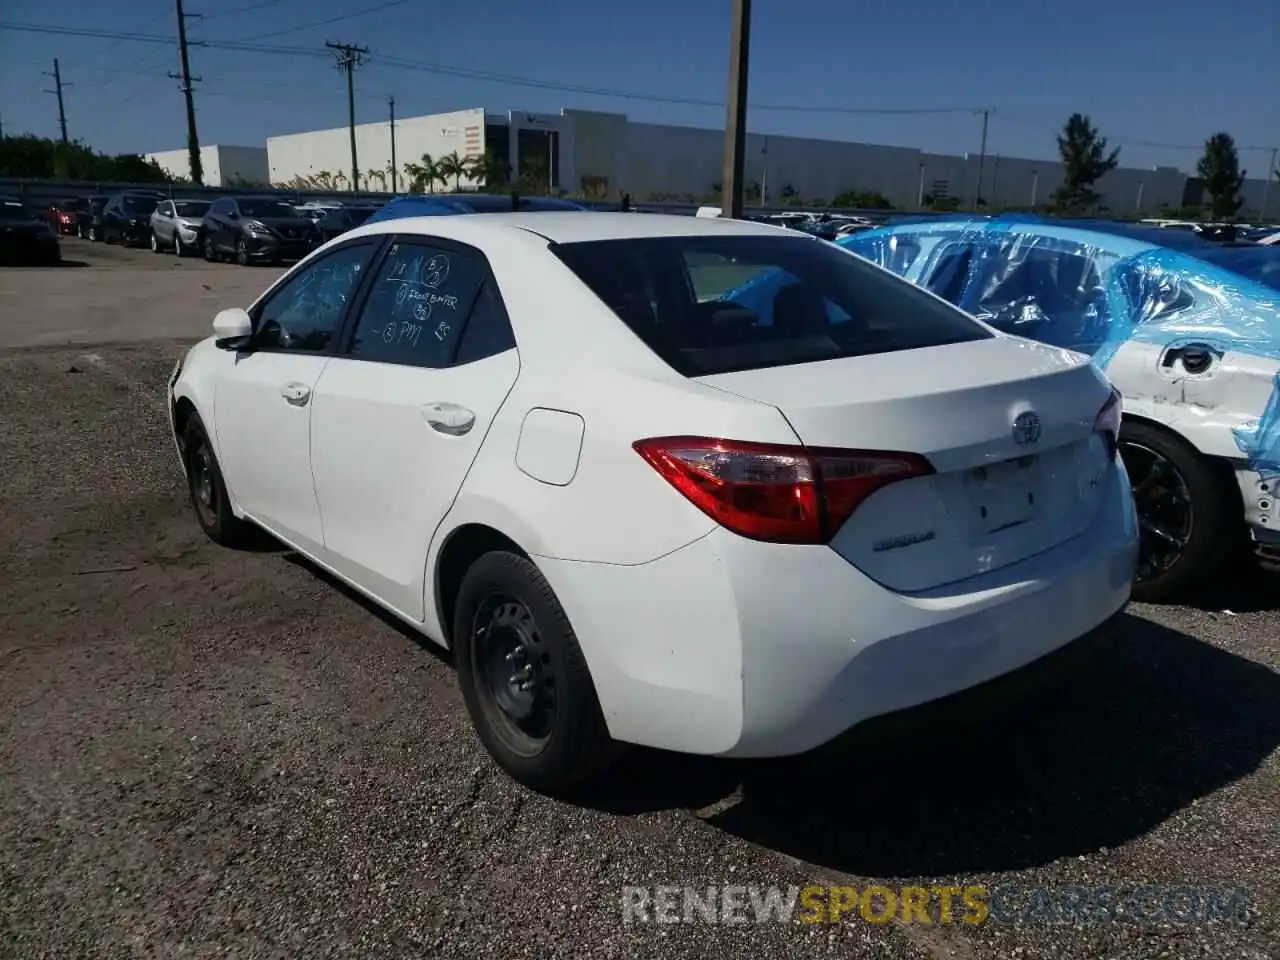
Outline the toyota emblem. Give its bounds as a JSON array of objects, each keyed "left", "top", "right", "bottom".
[{"left": 1012, "top": 411, "right": 1041, "bottom": 446}]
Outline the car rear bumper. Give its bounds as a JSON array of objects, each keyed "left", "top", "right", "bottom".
[{"left": 536, "top": 456, "right": 1138, "bottom": 758}]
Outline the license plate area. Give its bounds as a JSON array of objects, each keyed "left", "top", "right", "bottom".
[{"left": 968, "top": 455, "right": 1040, "bottom": 534}]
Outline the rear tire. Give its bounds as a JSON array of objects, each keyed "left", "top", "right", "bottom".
[
  {"left": 453, "top": 551, "right": 621, "bottom": 793},
  {"left": 1119, "top": 419, "right": 1240, "bottom": 604},
  {"left": 182, "top": 414, "right": 250, "bottom": 548}
]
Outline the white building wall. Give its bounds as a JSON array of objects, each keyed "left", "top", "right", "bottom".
[
  {"left": 266, "top": 108, "right": 486, "bottom": 191},
  {"left": 144, "top": 145, "right": 267, "bottom": 187}
]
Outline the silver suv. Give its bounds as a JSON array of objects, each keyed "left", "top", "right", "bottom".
[{"left": 149, "top": 199, "right": 212, "bottom": 257}]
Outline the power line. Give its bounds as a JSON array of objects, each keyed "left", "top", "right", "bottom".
[
  {"left": 41, "top": 59, "right": 70, "bottom": 144},
  {"left": 241, "top": 0, "right": 412, "bottom": 42},
  {"left": 326, "top": 40, "right": 369, "bottom": 193},
  {"left": 0, "top": 22, "right": 980, "bottom": 117},
  {"left": 201, "top": 0, "right": 285, "bottom": 20}
]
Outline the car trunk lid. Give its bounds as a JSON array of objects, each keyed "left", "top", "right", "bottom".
[{"left": 696, "top": 337, "right": 1115, "bottom": 592}]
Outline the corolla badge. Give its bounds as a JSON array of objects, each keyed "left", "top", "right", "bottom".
[{"left": 1012, "top": 411, "right": 1041, "bottom": 446}]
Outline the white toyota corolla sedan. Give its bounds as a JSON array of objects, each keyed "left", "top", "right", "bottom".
[{"left": 168, "top": 211, "right": 1138, "bottom": 791}]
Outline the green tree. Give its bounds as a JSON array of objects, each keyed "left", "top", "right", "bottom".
[
  {"left": 0, "top": 133, "right": 168, "bottom": 183},
  {"left": 1052, "top": 113, "right": 1120, "bottom": 213},
  {"left": 404, "top": 153, "right": 440, "bottom": 194},
  {"left": 466, "top": 151, "right": 511, "bottom": 190},
  {"left": 436, "top": 151, "right": 467, "bottom": 191},
  {"left": 1197, "top": 132, "right": 1246, "bottom": 219}
]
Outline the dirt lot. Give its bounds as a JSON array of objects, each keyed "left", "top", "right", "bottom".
[{"left": 1, "top": 240, "right": 1278, "bottom": 959}]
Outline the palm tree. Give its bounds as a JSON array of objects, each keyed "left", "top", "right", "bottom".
[
  {"left": 310, "top": 170, "right": 335, "bottom": 190},
  {"left": 332, "top": 171, "right": 349, "bottom": 190},
  {"left": 404, "top": 153, "right": 439, "bottom": 194},
  {"left": 467, "top": 152, "right": 511, "bottom": 189},
  {"left": 366, "top": 168, "right": 388, "bottom": 192},
  {"left": 436, "top": 151, "right": 467, "bottom": 191}
]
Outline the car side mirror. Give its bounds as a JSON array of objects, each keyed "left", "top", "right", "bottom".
[
  {"left": 228, "top": 211, "right": 239, "bottom": 220},
  {"left": 213, "top": 308, "right": 253, "bottom": 350}
]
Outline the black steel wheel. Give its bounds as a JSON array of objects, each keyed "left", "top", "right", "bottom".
[
  {"left": 182, "top": 414, "right": 249, "bottom": 547},
  {"left": 453, "top": 551, "right": 620, "bottom": 793},
  {"left": 471, "top": 594, "right": 556, "bottom": 753},
  {"left": 1118, "top": 420, "right": 1240, "bottom": 603}
]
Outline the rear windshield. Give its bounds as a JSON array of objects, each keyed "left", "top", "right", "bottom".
[
  {"left": 550, "top": 234, "right": 990, "bottom": 376},
  {"left": 123, "top": 196, "right": 159, "bottom": 215},
  {"left": 174, "top": 200, "right": 211, "bottom": 217},
  {"left": 238, "top": 199, "right": 298, "bottom": 218},
  {"left": 0, "top": 201, "right": 33, "bottom": 221}
]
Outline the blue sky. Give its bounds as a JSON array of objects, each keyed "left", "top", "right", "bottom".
[{"left": 1, "top": 0, "right": 1276, "bottom": 176}]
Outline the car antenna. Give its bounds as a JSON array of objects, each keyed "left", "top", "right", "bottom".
[{"left": 510, "top": 190, "right": 520, "bottom": 211}]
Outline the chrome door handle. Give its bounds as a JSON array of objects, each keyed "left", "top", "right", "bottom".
[
  {"left": 281, "top": 382, "right": 311, "bottom": 406},
  {"left": 422, "top": 402, "right": 475, "bottom": 436}
]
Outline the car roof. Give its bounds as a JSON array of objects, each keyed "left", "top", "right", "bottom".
[{"left": 353, "top": 211, "right": 796, "bottom": 244}]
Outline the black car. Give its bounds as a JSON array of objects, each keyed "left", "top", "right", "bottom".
[
  {"left": 78, "top": 195, "right": 110, "bottom": 240},
  {"left": 0, "top": 196, "right": 60, "bottom": 265},
  {"left": 101, "top": 192, "right": 166, "bottom": 246},
  {"left": 202, "top": 196, "right": 321, "bottom": 266}
]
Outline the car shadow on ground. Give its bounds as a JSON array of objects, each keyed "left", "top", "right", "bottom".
[
  {"left": 575, "top": 612, "right": 1280, "bottom": 876},
  {"left": 1, "top": 259, "right": 88, "bottom": 268},
  {"left": 1182, "top": 559, "right": 1280, "bottom": 614}
]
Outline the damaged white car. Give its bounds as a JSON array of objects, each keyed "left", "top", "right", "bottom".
[{"left": 728, "top": 217, "right": 1280, "bottom": 602}]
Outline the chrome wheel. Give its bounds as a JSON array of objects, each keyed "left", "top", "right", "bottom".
[
  {"left": 1121, "top": 440, "right": 1194, "bottom": 582},
  {"left": 470, "top": 594, "right": 555, "bottom": 756}
]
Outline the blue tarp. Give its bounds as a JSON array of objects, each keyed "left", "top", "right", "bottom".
[{"left": 722, "top": 216, "right": 1280, "bottom": 477}]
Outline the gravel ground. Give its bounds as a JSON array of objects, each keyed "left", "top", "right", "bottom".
[{"left": 0, "top": 247, "right": 1277, "bottom": 958}]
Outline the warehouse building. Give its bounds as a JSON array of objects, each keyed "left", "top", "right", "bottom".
[
  {"left": 262, "top": 107, "right": 1273, "bottom": 216},
  {"left": 145, "top": 144, "right": 270, "bottom": 187}
]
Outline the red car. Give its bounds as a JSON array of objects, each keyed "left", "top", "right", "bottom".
[{"left": 43, "top": 198, "right": 89, "bottom": 236}]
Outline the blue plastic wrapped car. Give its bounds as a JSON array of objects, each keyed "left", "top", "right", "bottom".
[{"left": 721, "top": 215, "right": 1280, "bottom": 601}]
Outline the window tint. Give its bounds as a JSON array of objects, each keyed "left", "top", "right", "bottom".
[
  {"left": 551, "top": 235, "right": 990, "bottom": 377},
  {"left": 255, "top": 244, "right": 374, "bottom": 353},
  {"left": 209, "top": 199, "right": 230, "bottom": 216},
  {"left": 348, "top": 241, "right": 486, "bottom": 367},
  {"left": 454, "top": 281, "right": 517, "bottom": 365}
]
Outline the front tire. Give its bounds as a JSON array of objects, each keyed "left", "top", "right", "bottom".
[
  {"left": 203, "top": 235, "right": 217, "bottom": 262},
  {"left": 88, "top": 225, "right": 100, "bottom": 242},
  {"left": 1119, "top": 420, "right": 1240, "bottom": 604},
  {"left": 149, "top": 231, "right": 160, "bottom": 253},
  {"left": 235, "top": 236, "right": 250, "bottom": 266},
  {"left": 182, "top": 414, "right": 250, "bottom": 548},
  {"left": 453, "top": 551, "right": 620, "bottom": 793}
]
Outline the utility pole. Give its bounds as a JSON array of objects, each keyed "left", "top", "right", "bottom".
[
  {"left": 169, "top": 0, "right": 203, "bottom": 185},
  {"left": 1261, "top": 148, "right": 1278, "bottom": 220},
  {"left": 759, "top": 136, "right": 769, "bottom": 207},
  {"left": 973, "top": 109, "right": 989, "bottom": 211},
  {"left": 388, "top": 95, "right": 397, "bottom": 194},
  {"left": 42, "top": 59, "right": 70, "bottom": 144},
  {"left": 327, "top": 41, "right": 369, "bottom": 194},
  {"left": 720, "top": 0, "right": 752, "bottom": 219}
]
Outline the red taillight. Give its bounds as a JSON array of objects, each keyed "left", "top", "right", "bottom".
[
  {"left": 633, "top": 436, "right": 933, "bottom": 545},
  {"left": 1094, "top": 386, "right": 1123, "bottom": 458}
]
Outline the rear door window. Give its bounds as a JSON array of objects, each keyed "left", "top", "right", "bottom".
[
  {"left": 551, "top": 234, "right": 990, "bottom": 377},
  {"left": 972, "top": 237, "right": 1117, "bottom": 353},
  {"left": 346, "top": 240, "right": 490, "bottom": 368}
]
